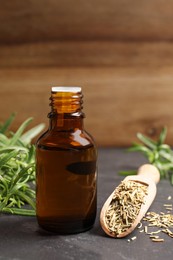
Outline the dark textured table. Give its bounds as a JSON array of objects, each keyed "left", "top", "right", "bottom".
[{"left": 0, "top": 148, "right": 173, "bottom": 260}]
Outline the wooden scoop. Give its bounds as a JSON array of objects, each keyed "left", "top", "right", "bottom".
[{"left": 100, "top": 164, "right": 160, "bottom": 238}]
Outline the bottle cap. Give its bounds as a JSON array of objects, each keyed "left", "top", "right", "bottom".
[{"left": 52, "top": 87, "right": 81, "bottom": 93}]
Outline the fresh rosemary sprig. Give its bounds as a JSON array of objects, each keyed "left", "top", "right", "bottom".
[
  {"left": 120, "top": 127, "right": 173, "bottom": 185},
  {"left": 0, "top": 113, "right": 45, "bottom": 216}
]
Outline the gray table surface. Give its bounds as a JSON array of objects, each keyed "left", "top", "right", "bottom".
[{"left": 0, "top": 148, "right": 173, "bottom": 260}]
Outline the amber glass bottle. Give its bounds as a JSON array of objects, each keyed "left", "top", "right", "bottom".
[{"left": 36, "top": 86, "right": 97, "bottom": 234}]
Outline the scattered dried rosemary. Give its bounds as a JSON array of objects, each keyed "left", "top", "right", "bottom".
[
  {"left": 142, "top": 211, "right": 173, "bottom": 241},
  {"left": 105, "top": 180, "right": 148, "bottom": 236},
  {"left": 135, "top": 197, "right": 173, "bottom": 242}
]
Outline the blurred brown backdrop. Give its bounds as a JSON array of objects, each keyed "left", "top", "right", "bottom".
[{"left": 1, "top": 0, "right": 173, "bottom": 146}]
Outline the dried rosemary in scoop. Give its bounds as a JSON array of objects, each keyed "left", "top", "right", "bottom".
[
  {"left": 105, "top": 180, "right": 148, "bottom": 236},
  {"left": 100, "top": 164, "right": 160, "bottom": 238}
]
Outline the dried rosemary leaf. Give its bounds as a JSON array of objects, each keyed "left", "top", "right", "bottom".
[
  {"left": 131, "top": 236, "right": 137, "bottom": 241},
  {"left": 149, "top": 235, "right": 160, "bottom": 239},
  {"left": 152, "top": 238, "right": 164, "bottom": 242}
]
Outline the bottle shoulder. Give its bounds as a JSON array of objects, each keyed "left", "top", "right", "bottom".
[{"left": 36, "top": 128, "right": 96, "bottom": 149}]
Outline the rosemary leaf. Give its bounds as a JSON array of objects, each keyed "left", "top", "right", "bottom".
[
  {"left": 0, "top": 150, "right": 18, "bottom": 167},
  {"left": 0, "top": 133, "right": 10, "bottom": 145},
  {"left": 21, "top": 123, "right": 45, "bottom": 145},
  {"left": 0, "top": 113, "right": 16, "bottom": 134},
  {"left": 128, "top": 143, "right": 151, "bottom": 154},
  {"left": 9, "top": 118, "right": 33, "bottom": 146},
  {"left": 119, "top": 170, "right": 137, "bottom": 176},
  {"left": 158, "top": 127, "right": 167, "bottom": 146},
  {"left": 2, "top": 207, "right": 36, "bottom": 216},
  {"left": 136, "top": 133, "right": 157, "bottom": 150},
  {"left": 0, "top": 146, "right": 28, "bottom": 153}
]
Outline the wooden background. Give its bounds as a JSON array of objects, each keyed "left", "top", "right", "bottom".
[{"left": 1, "top": 0, "right": 173, "bottom": 146}]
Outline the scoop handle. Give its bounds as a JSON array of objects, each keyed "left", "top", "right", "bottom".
[{"left": 137, "top": 164, "right": 160, "bottom": 184}]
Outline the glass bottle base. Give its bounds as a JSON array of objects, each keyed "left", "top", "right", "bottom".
[{"left": 37, "top": 216, "right": 95, "bottom": 234}]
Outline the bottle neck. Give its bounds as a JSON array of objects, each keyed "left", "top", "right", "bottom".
[
  {"left": 49, "top": 87, "right": 85, "bottom": 131},
  {"left": 48, "top": 113, "right": 84, "bottom": 131}
]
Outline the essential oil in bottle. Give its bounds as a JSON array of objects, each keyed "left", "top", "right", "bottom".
[{"left": 36, "top": 86, "right": 97, "bottom": 234}]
